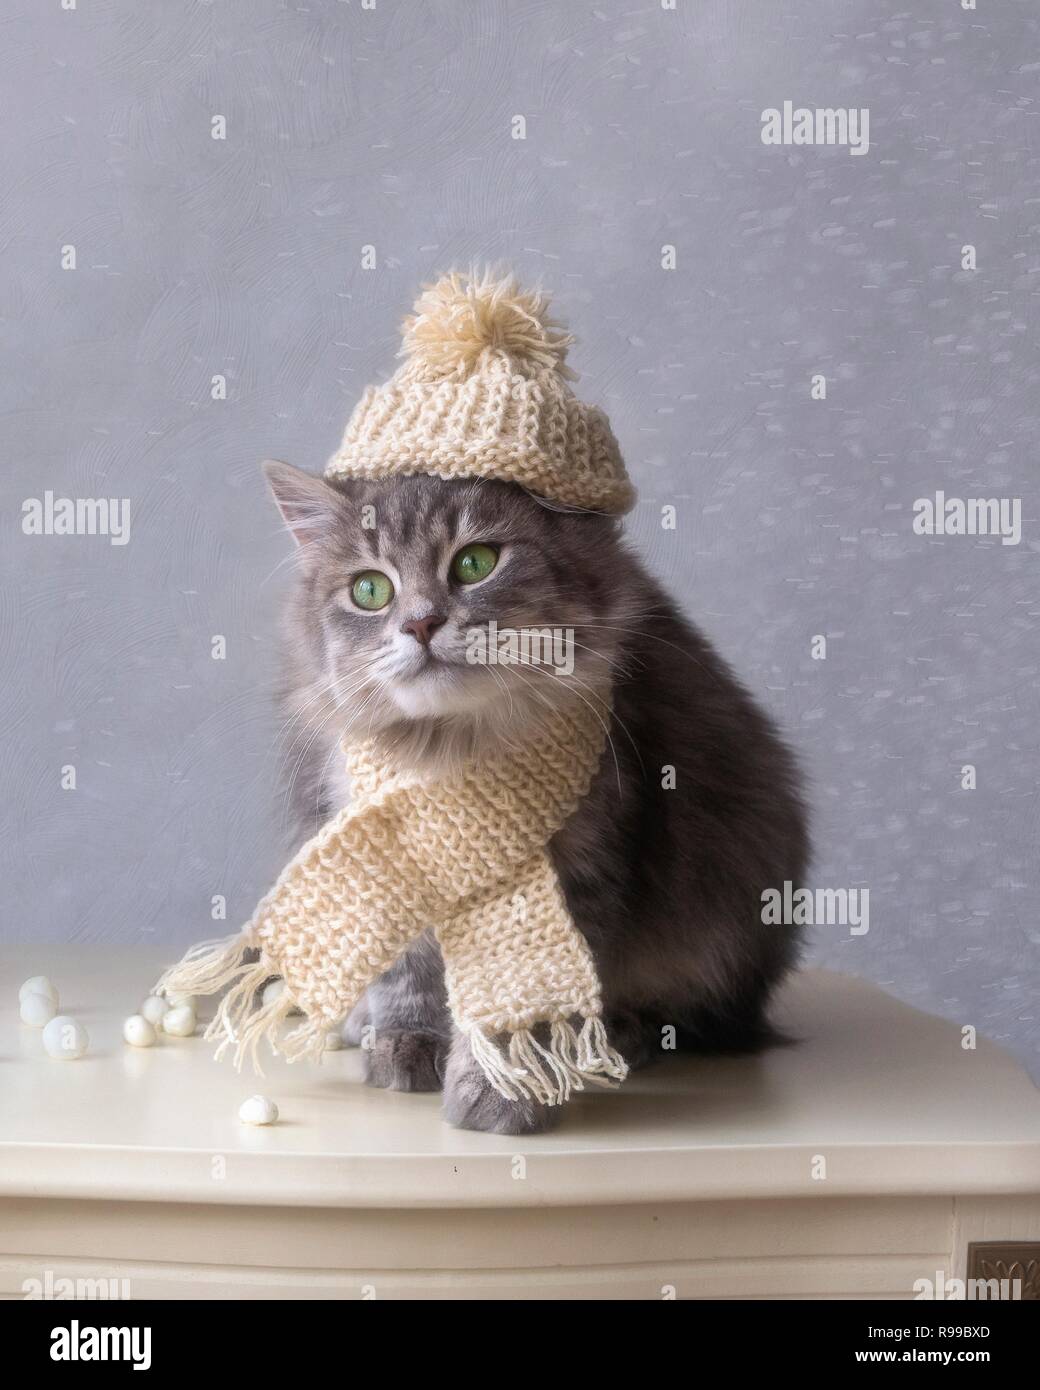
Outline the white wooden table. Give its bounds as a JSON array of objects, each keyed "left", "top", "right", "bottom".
[{"left": 2, "top": 946, "right": 1038, "bottom": 1299}]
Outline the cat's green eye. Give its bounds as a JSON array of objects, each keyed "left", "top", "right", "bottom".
[
  {"left": 451, "top": 543, "right": 498, "bottom": 585},
  {"left": 351, "top": 571, "right": 394, "bottom": 611}
]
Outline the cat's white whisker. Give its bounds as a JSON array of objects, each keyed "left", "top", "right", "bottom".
[
  {"left": 278, "top": 668, "right": 386, "bottom": 823},
  {"left": 505, "top": 662, "right": 624, "bottom": 799}
]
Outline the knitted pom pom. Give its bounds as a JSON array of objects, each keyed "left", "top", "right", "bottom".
[{"left": 400, "top": 269, "right": 575, "bottom": 378}]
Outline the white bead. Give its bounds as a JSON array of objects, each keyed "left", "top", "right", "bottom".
[
  {"left": 123, "top": 1014, "right": 157, "bottom": 1048},
  {"left": 261, "top": 979, "right": 286, "bottom": 1008},
  {"left": 162, "top": 1004, "right": 196, "bottom": 1037},
  {"left": 238, "top": 1094, "right": 278, "bottom": 1126},
  {"left": 42, "top": 1016, "right": 89, "bottom": 1060},
  {"left": 323, "top": 1030, "right": 344, "bottom": 1051},
  {"left": 167, "top": 992, "right": 196, "bottom": 1010},
  {"left": 139, "top": 995, "right": 167, "bottom": 1027},
  {"left": 19, "top": 976, "right": 59, "bottom": 1007},
  {"left": 20, "top": 991, "right": 57, "bottom": 1027}
]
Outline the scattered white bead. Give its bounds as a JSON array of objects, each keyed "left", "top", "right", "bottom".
[
  {"left": 42, "top": 1015, "right": 89, "bottom": 1060},
  {"left": 238, "top": 1094, "right": 278, "bottom": 1126},
  {"left": 19, "top": 976, "right": 59, "bottom": 1007},
  {"left": 261, "top": 979, "right": 286, "bottom": 1008},
  {"left": 139, "top": 995, "right": 167, "bottom": 1028},
  {"left": 20, "top": 991, "right": 58, "bottom": 1027},
  {"left": 123, "top": 1014, "right": 157, "bottom": 1048},
  {"left": 323, "top": 1030, "right": 344, "bottom": 1051},
  {"left": 162, "top": 1004, "right": 196, "bottom": 1037}
]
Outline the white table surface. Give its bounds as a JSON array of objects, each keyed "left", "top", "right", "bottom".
[{"left": 2, "top": 946, "right": 1038, "bottom": 1210}]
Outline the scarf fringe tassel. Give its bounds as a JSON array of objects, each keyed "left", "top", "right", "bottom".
[
  {"left": 152, "top": 933, "right": 328, "bottom": 1077},
  {"left": 465, "top": 1015, "right": 628, "bottom": 1106},
  {"left": 154, "top": 934, "right": 629, "bottom": 1104}
]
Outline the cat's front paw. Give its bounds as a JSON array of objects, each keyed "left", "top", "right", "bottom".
[
  {"left": 364, "top": 1029, "right": 446, "bottom": 1092},
  {"left": 441, "top": 1035, "right": 560, "bottom": 1135}
]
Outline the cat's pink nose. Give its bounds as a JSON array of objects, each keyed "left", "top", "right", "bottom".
[{"left": 400, "top": 613, "right": 446, "bottom": 646}]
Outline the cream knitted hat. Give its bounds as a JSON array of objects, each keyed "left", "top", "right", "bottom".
[{"left": 325, "top": 269, "right": 636, "bottom": 514}]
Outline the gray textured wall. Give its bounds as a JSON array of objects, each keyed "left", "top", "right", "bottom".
[{"left": 3, "top": 0, "right": 1037, "bottom": 1074}]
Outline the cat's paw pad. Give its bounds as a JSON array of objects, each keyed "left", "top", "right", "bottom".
[
  {"left": 364, "top": 1030, "right": 446, "bottom": 1093},
  {"left": 442, "top": 1063, "right": 560, "bottom": 1135}
]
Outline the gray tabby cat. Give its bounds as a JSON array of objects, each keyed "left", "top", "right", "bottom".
[{"left": 264, "top": 461, "right": 809, "bottom": 1134}]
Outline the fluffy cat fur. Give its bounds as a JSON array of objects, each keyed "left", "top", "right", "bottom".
[{"left": 265, "top": 461, "right": 809, "bottom": 1134}]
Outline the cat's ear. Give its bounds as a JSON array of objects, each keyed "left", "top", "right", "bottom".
[{"left": 262, "top": 460, "right": 343, "bottom": 547}]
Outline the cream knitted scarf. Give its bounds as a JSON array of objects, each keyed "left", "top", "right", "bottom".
[{"left": 154, "top": 700, "right": 628, "bottom": 1106}]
